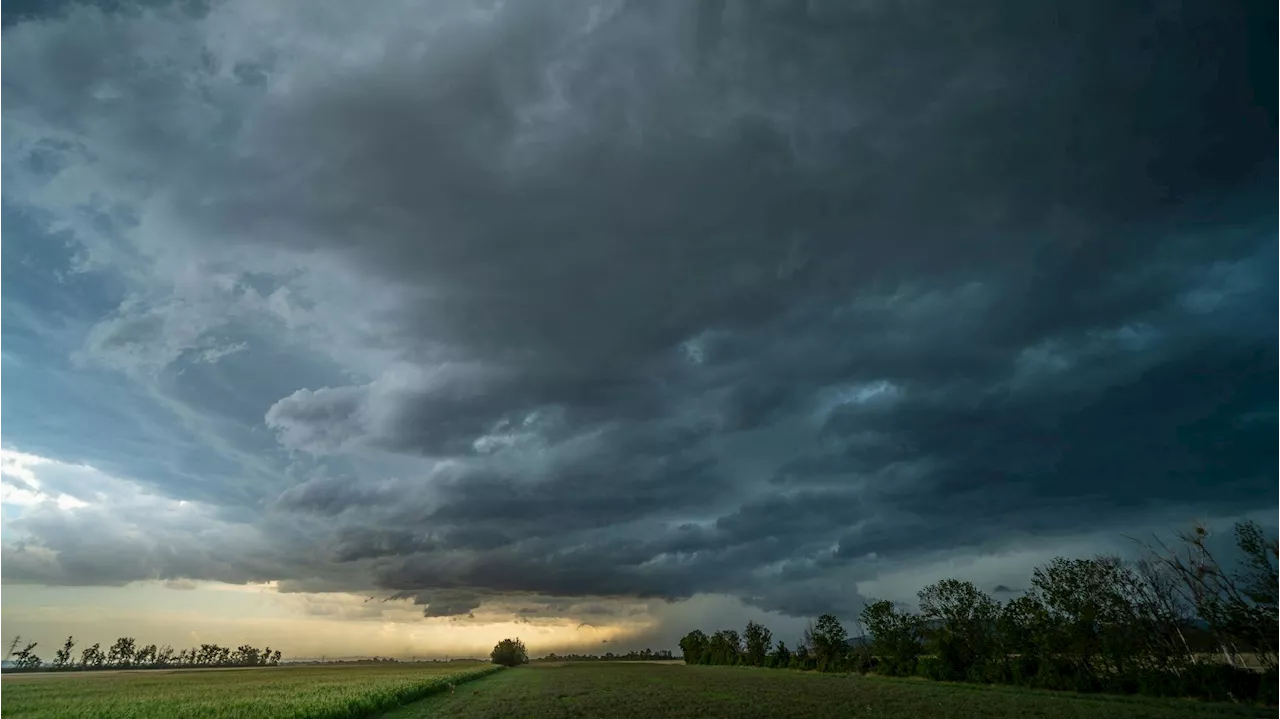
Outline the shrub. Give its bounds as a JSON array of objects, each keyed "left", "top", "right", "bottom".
[
  {"left": 915, "top": 657, "right": 944, "bottom": 680},
  {"left": 847, "top": 647, "right": 876, "bottom": 675},
  {"left": 1256, "top": 669, "right": 1279, "bottom": 705},
  {"left": 490, "top": 638, "right": 528, "bottom": 667},
  {"left": 1171, "top": 663, "right": 1269, "bottom": 703}
]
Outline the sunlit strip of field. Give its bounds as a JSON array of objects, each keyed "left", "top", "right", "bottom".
[{"left": 0, "top": 662, "right": 499, "bottom": 719}]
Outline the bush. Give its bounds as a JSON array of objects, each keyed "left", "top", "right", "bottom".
[
  {"left": 966, "top": 660, "right": 1005, "bottom": 684},
  {"left": 1170, "top": 663, "right": 1270, "bottom": 703},
  {"left": 1133, "top": 669, "right": 1183, "bottom": 698},
  {"left": 1035, "top": 660, "right": 1100, "bottom": 694},
  {"left": 1008, "top": 656, "right": 1039, "bottom": 686},
  {"left": 883, "top": 656, "right": 918, "bottom": 677},
  {"left": 489, "top": 638, "right": 528, "bottom": 667},
  {"left": 915, "top": 657, "right": 944, "bottom": 680},
  {"left": 1256, "top": 669, "right": 1279, "bottom": 705},
  {"left": 847, "top": 648, "right": 876, "bottom": 675}
]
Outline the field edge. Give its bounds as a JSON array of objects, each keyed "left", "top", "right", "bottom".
[
  {"left": 336, "top": 664, "right": 505, "bottom": 719},
  {"left": 377, "top": 668, "right": 523, "bottom": 718}
]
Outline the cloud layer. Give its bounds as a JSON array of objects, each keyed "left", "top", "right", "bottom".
[{"left": 2, "top": 0, "right": 1276, "bottom": 630}]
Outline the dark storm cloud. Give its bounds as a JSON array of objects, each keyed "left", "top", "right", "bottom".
[
  {"left": 285, "top": 0, "right": 1274, "bottom": 608},
  {"left": 388, "top": 589, "right": 485, "bottom": 618},
  {"left": 235, "top": 0, "right": 1274, "bottom": 608},
  {"left": 231, "top": 0, "right": 1267, "bottom": 386},
  {"left": 2, "top": 0, "right": 1275, "bottom": 620}
]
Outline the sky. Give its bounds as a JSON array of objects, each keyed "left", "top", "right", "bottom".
[{"left": 1, "top": 0, "right": 1276, "bottom": 660}]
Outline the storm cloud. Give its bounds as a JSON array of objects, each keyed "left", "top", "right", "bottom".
[{"left": 1, "top": 0, "right": 1275, "bottom": 628}]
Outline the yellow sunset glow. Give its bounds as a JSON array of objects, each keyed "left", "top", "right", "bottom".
[{"left": 0, "top": 582, "right": 654, "bottom": 660}]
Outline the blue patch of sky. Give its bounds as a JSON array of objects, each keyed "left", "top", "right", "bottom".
[{"left": 1, "top": 205, "right": 257, "bottom": 504}]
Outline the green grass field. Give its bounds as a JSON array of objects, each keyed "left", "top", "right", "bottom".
[
  {"left": 381, "top": 663, "right": 1274, "bottom": 719},
  {"left": 0, "top": 663, "right": 497, "bottom": 718},
  {"left": 2, "top": 661, "right": 1272, "bottom": 718}
]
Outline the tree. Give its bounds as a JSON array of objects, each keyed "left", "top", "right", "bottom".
[
  {"left": 743, "top": 621, "right": 772, "bottom": 667},
  {"left": 13, "top": 642, "right": 42, "bottom": 669},
  {"left": 107, "top": 637, "right": 137, "bottom": 668},
  {"left": 233, "top": 645, "right": 260, "bottom": 667},
  {"left": 1143, "top": 521, "right": 1278, "bottom": 671},
  {"left": 860, "top": 600, "right": 921, "bottom": 676},
  {"left": 490, "top": 638, "right": 528, "bottom": 667},
  {"left": 706, "top": 630, "right": 742, "bottom": 665},
  {"left": 1114, "top": 556, "right": 1196, "bottom": 673},
  {"left": 53, "top": 636, "right": 77, "bottom": 669},
  {"left": 996, "top": 593, "right": 1050, "bottom": 681},
  {"left": 809, "top": 614, "right": 848, "bottom": 672},
  {"left": 678, "top": 630, "right": 708, "bottom": 665},
  {"left": 1030, "top": 556, "right": 1142, "bottom": 686},
  {"left": 80, "top": 643, "right": 105, "bottom": 669},
  {"left": 772, "top": 640, "right": 791, "bottom": 669},
  {"left": 195, "top": 643, "right": 228, "bottom": 666},
  {"left": 917, "top": 579, "right": 1000, "bottom": 680},
  {"left": 791, "top": 641, "right": 812, "bottom": 670},
  {"left": 140, "top": 644, "right": 162, "bottom": 667}
]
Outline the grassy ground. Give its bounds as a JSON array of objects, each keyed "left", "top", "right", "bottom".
[
  {"left": 381, "top": 663, "right": 1273, "bottom": 719},
  {"left": 0, "top": 662, "right": 497, "bottom": 719}
]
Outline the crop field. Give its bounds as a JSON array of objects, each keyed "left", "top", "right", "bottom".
[
  {"left": 382, "top": 663, "right": 1274, "bottom": 719},
  {"left": 0, "top": 662, "right": 498, "bottom": 719},
  {"left": 3, "top": 661, "right": 1272, "bottom": 718}
]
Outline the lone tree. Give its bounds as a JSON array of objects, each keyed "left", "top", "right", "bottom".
[{"left": 490, "top": 638, "right": 529, "bottom": 667}]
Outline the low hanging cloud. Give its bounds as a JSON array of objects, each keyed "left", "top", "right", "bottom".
[{"left": 1, "top": 0, "right": 1275, "bottom": 632}]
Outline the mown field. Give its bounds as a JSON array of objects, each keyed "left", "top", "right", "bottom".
[
  {"left": 382, "top": 663, "right": 1275, "bottom": 719},
  {"left": 0, "top": 662, "right": 497, "bottom": 719}
]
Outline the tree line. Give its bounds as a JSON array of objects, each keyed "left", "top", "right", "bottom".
[
  {"left": 535, "top": 648, "right": 677, "bottom": 662},
  {"left": 4, "top": 635, "right": 282, "bottom": 672},
  {"left": 679, "top": 521, "right": 1277, "bottom": 705}
]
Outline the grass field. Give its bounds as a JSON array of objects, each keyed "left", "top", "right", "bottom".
[
  {"left": 381, "top": 663, "right": 1274, "bottom": 719},
  {"left": 0, "top": 662, "right": 498, "bottom": 718},
  {"left": 3, "top": 661, "right": 1272, "bottom": 718}
]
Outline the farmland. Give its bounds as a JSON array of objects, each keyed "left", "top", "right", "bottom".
[
  {"left": 0, "top": 662, "right": 497, "bottom": 719},
  {"left": 383, "top": 663, "right": 1274, "bottom": 719},
  {"left": 2, "top": 661, "right": 1272, "bottom": 718}
]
